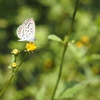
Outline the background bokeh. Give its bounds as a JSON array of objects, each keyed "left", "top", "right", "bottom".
[{"left": 0, "top": 0, "right": 100, "bottom": 100}]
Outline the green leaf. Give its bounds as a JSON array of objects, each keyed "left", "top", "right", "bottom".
[
  {"left": 88, "top": 54, "right": 100, "bottom": 61},
  {"left": 36, "top": 86, "right": 46, "bottom": 100},
  {"left": 55, "top": 80, "right": 89, "bottom": 99},
  {"left": 59, "top": 81, "right": 79, "bottom": 97},
  {"left": 8, "top": 65, "right": 12, "bottom": 68},
  {"left": 48, "top": 34, "right": 62, "bottom": 42}
]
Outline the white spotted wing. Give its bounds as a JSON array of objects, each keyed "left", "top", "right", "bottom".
[{"left": 16, "top": 18, "right": 35, "bottom": 42}]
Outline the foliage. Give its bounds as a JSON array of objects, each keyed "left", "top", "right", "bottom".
[{"left": 0, "top": 0, "right": 100, "bottom": 100}]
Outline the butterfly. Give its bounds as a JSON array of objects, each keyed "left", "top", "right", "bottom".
[{"left": 16, "top": 18, "right": 36, "bottom": 42}]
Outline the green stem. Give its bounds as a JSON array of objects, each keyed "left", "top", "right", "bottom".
[
  {"left": 51, "top": 0, "right": 79, "bottom": 100},
  {"left": 0, "top": 52, "right": 28, "bottom": 96},
  {"left": 0, "top": 73, "right": 14, "bottom": 96},
  {"left": 14, "top": 55, "right": 17, "bottom": 62},
  {"left": 14, "top": 52, "right": 28, "bottom": 74},
  {"left": 51, "top": 44, "right": 68, "bottom": 100},
  {"left": 68, "top": 0, "right": 79, "bottom": 37}
]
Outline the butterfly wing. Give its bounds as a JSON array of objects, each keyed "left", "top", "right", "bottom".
[{"left": 16, "top": 18, "right": 35, "bottom": 42}]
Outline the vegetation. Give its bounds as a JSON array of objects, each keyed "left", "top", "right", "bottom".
[{"left": 0, "top": 0, "right": 100, "bottom": 100}]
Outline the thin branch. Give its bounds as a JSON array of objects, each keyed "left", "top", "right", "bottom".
[
  {"left": 0, "top": 52, "right": 28, "bottom": 96},
  {"left": 51, "top": 0, "right": 79, "bottom": 100}
]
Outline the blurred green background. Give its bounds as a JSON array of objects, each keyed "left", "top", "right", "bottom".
[{"left": 0, "top": 0, "right": 100, "bottom": 100}]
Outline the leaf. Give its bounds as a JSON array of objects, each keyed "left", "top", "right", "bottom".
[
  {"left": 8, "top": 65, "right": 12, "bottom": 68},
  {"left": 59, "top": 81, "right": 79, "bottom": 97},
  {"left": 88, "top": 54, "right": 100, "bottom": 61},
  {"left": 48, "top": 34, "right": 62, "bottom": 42},
  {"left": 36, "top": 86, "right": 46, "bottom": 100},
  {"left": 55, "top": 80, "right": 89, "bottom": 99}
]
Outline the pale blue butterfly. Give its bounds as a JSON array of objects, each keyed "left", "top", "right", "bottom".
[{"left": 16, "top": 18, "right": 36, "bottom": 42}]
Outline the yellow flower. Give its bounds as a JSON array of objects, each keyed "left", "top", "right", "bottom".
[
  {"left": 25, "top": 42, "right": 36, "bottom": 52},
  {"left": 81, "top": 35, "right": 89, "bottom": 44},
  {"left": 11, "top": 49, "right": 20, "bottom": 55},
  {"left": 75, "top": 41, "right": 83, "bottom": 48},
  {"left": 11, "top": 62, "right": 17, "bottom": 68}
]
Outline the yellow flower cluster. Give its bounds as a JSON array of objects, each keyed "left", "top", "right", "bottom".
[
  {"left": 11, "top": 62, "right": 17, "bottom": 68},
  {"left": 81, "top": 35, "right": 89, "bottom": 43},
  {"left": 75, "top": 41, "right": 83, "bottom": 48},
  {"left": 25, "top": 42, "right": 36, "bottom": 52},
  {"left": 11, "top": 49, "right": 20, "bottom": 55},
  {"left": 75, "top": 35, "right": 90, "bottom": 48}
]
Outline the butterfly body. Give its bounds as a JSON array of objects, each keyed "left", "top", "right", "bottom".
[{"left": 16, "top": 18, "right": 35, "bottom": 42}]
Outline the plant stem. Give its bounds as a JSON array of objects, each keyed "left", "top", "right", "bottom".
[
  {"left": 68, "top": 0, "right": 79, "bottom": 37},
  {"left": 51, "top": 0, "right": 79, "bottom": 100},
  {"left": 51, "top": 44, "right": 68, "bottom": 100},
  {"left": 0, "top": 52, "right": 28, "bottom": 96},
  {"left": 15, "top": 52, "right": 28, "bottom": 74}
]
